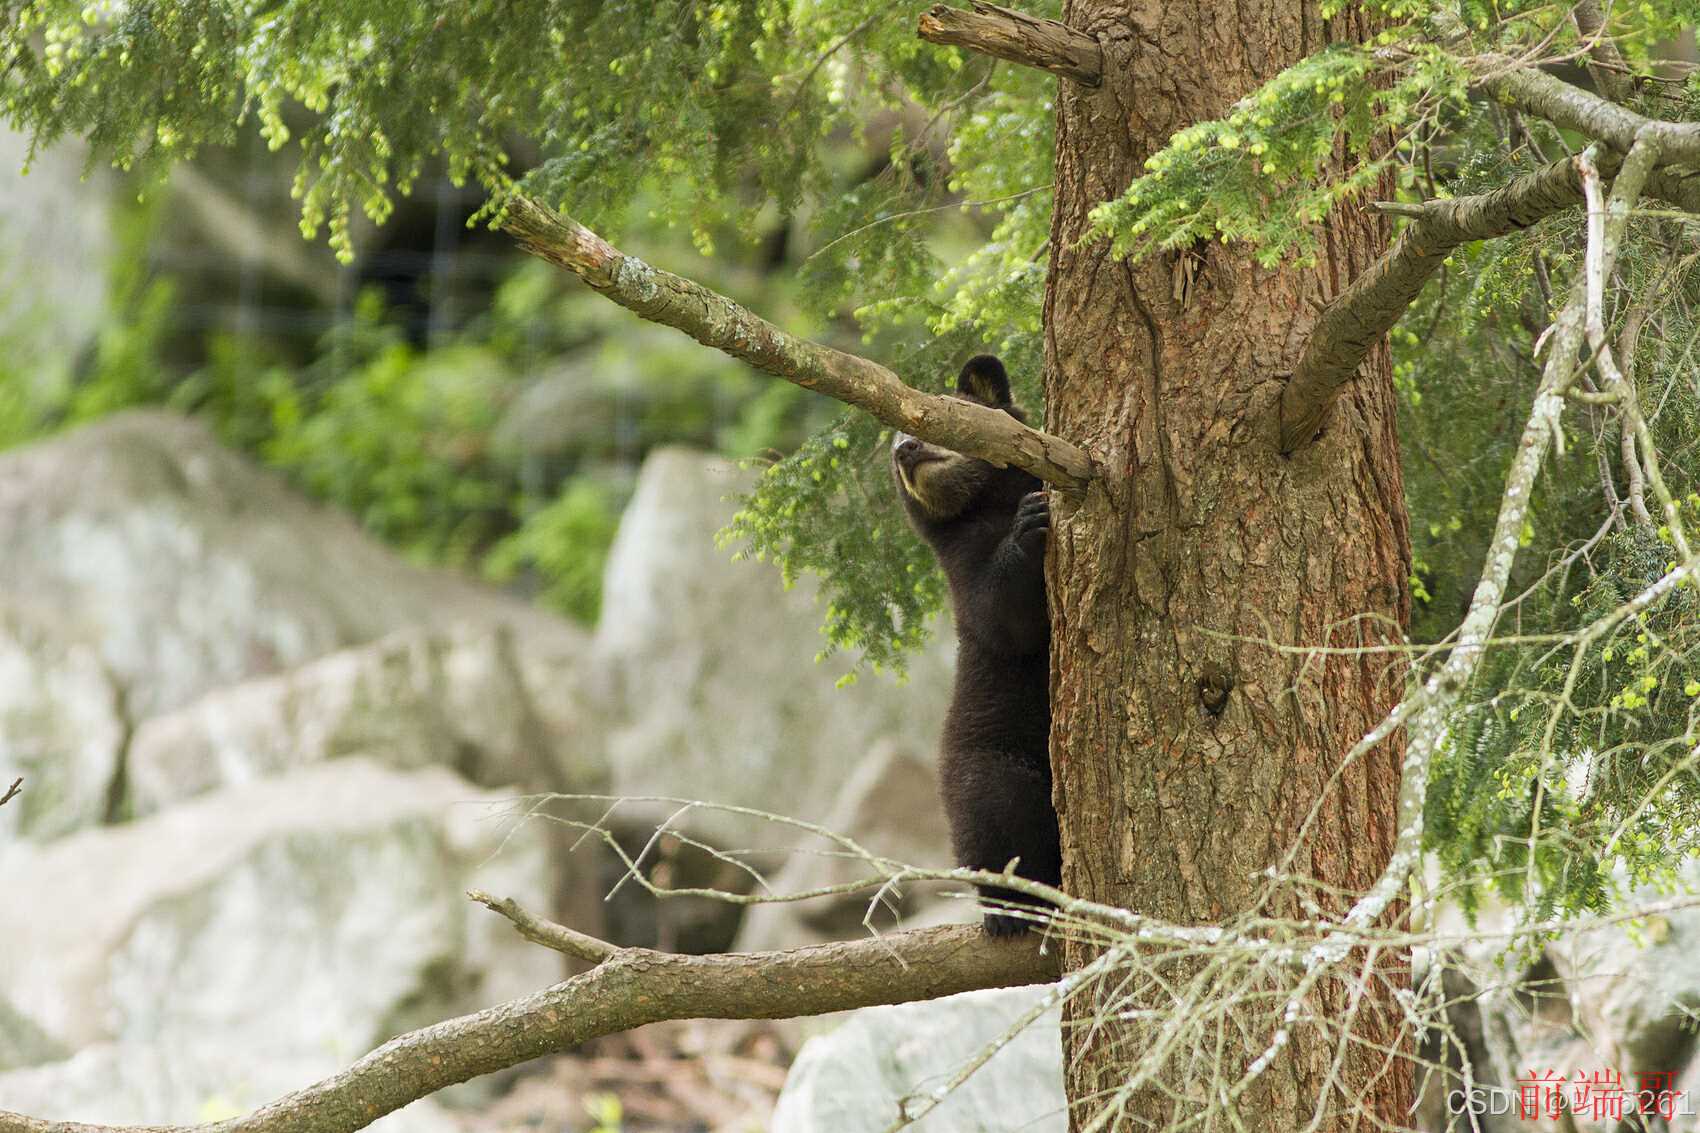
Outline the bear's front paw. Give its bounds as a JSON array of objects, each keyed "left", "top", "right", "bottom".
[{"left": 1011, "top": 491, "right": 1049, "bottom": 556}]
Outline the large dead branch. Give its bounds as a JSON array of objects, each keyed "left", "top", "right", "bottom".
[
  {"left": 0, "top": 903, "right": 1058, "bottom": 1133},
  {"left": 916, "top": 2, "right": 1102, "bottom": 87},
  {"left": 498, "top": 195, "right": 1096, "bottom": 492},
  {"left": 1334, "top": 138, "right": 1660, "bottom": 946}
]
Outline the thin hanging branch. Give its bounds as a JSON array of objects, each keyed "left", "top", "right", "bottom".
[
  {"left": 498, "top": 195, "right": 1096, "bottom": 493},
  {"left": 916, "top": 2, "right": 1102, "bottom": 86},
  {"left": 0, "top": 901, "right": 1058, "bottom": 1133},
  {"left": 1337, "top": 135, "right": 1662, "bottom": 946}
]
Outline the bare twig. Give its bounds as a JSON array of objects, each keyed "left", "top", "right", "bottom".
[
  {"left": 1619, "top": 420, "right": 1653, "bottom": 526},
  {"left": 468, "top": 889, "right": 617, "bottom": 965},
  {"left": 916, "top": 2, "right": 1102, "bottom": 87},
  {"left": 498, "top": 195, "right": 1096, "bottom": 493},
  {"left": 0, "top": 777, "right": 19, "bottom": 808},
  {"left": 1580, "top": 169, "right": 1655, "bottom": 530},
  {"left": 1583, "top": 223, "right": 1696, "bottom": 561}
]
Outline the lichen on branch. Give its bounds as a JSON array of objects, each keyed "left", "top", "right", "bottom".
[{"left": 497, "top": 195, "right": 1095, "bottom": 494}]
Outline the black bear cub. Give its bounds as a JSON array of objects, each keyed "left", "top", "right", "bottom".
[{"left": 891, "top": 354, "right": 1060, "bottom": 937}]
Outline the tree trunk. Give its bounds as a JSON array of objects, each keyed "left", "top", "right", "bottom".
[{"left": 1042, "top": 4, "right": 1413, "bottom": 1129}]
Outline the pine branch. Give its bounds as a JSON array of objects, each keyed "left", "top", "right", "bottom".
[
  {"left": 1279, "top": 155, "right": 1597, "bottom": 453},
  {"left": 498, "top": 195, "right": 1096, "bottom": 492},
  {"left": 1279, "top": 148, "right": 1700, "bottom": 454},
  {"left": 0, "top": 901, "right": 1058, "bottom": 1133},
  {"left": 1470, "top": 55, "right": 1700, "bottom": 165},
  {"left": 916, "top": 2, "right": 1102, "bottom": 87}
]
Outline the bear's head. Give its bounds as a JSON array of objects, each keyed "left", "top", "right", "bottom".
[{"left": 891, "top": 354, "right": 1033, "bottom": 533}]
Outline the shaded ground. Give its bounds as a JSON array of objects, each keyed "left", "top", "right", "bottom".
[{"left": 461, "top": 1020, "right": 791, "bottom": 1133}]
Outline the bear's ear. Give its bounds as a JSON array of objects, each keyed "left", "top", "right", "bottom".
[{"left": 956, "top": 354, "right": 1012, "bottom": 407}]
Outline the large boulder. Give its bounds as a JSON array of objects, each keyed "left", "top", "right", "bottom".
[
  {"left": 125, "top": 625, "right": 592, "bottom": 818},
  {"left": 0, "top": 600, "right": 127, "bottom": 840},
  {"left": 0, "top": 1045, "right": 462, "bottom": 1133},
  {"left": 770, "top": 985, "right": 1065, "bottom": 1133},
  {"left": 594, "top": 447, "right": 957, "bottom": 854},
  {"left": 0, "top": 411, "right": 583, "bottom": 726},
  {"left": 0, "top": 758, "right": 559, "bottom": 1127},
  {"left": 1410, "top": 873, "right": 1700, "bottom": 1133}
]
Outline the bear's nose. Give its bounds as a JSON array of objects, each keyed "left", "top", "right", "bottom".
[{"left": 894, "top": 435, "right": 922, "bottom": 458}]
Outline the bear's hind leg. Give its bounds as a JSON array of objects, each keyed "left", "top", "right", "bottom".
[{"left": 943, "top": 756, "right": 1061, "bottom": 938}]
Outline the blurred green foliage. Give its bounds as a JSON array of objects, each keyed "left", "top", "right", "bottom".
[
  {"left": 486, "top": 479, "right": 626, "bottom": 624},
  {"left": 0, "top": 196, "right": 837, "bottom": 624}
]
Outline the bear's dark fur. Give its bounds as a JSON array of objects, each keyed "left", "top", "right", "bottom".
[{"left": 891, "top": 354, "right": 1059, "bottom": 937}]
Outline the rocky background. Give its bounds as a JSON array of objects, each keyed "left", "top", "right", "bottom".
[
  {"left": 5, "top": 415, "right": 1700, "bottom": 1133},
  {"left": 0, "top": 412, "right": 969, "bottom": 1130}
]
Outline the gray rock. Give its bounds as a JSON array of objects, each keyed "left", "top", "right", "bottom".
[
  {"left": 0, "top": 1042, "right": 462, "bottom": 1133},
  {"left": 595, "top": 447, "right": 956, "bottom": 856},
  {"left": 0, "top": 996, "right": 66, "bottom": 1074},
  {"left": 0, "top": 601, "right": 126, "bottom": 840},
  {"left": 0, "top": 411, "right": 583, "bottom": 725},
  {"left": 1547, "top": 901, "right": 1700, "bottom": 1075},
  {"left": 0, "top": 758, "right": 559, "bottom": 1060},
  {"left": 126, "top": 625, "right": 591, "bottom": 817},
  {"left": 770, "top": 985, "right": 1066, "bottom": 1133},
  {"left": 1414, "top": 875, "right": 1700, "bottom": 1133}
]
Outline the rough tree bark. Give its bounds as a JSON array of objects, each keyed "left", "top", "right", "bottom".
[{"left": 1042, "top": 3, "right": 1411, "bottom": 1128}]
